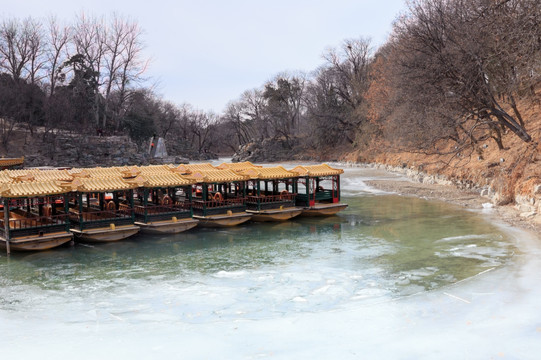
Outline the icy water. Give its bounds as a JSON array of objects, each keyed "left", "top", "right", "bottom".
[{"left": 0, "top": 167, "right": 532, "bottom": 359}]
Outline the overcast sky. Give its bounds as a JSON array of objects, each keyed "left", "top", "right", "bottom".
[{"left": 2, "top": 0, "right": 406, "bottom": 113}]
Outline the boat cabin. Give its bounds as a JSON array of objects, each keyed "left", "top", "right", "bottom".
[
  {"left": 0, "top": 180, "right": 73, "bottom": 252},
  {"left": 185, "top": 169, "right": 252, "bottom": 227},
  {"left": 237, "top": 166, "right": 302, "bottom": 221},
  {"left": 61, "top": 176, "right": 140, "bottom": 242},
  {"left": 125, "top": 170, "right": 198, "bottom": 234},
  {"left": 290, "top": 164, "right": 348, "bottom": 216}
]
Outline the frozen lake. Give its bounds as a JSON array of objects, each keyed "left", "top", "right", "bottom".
[{"left": 0, "top": 167, "right": 540, "bottom": 359}]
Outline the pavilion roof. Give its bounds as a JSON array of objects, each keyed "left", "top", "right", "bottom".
[
  {"left": 126, "top": 173, "right": 194, "bottom": 188},
  {"left": 0, "top": 181, "right": 67, "bottom": 198},
  {"left": 238, "top": 166, "right": 297, "bottom": 180},
  {"left": 173, "top": 163, "right": 218, "bottom": 174},
  {"left": 184, "top": 169, "right": 248, "bottom": 183},
  {"left": 289, "top": 164, "right": 344, "bottom": 177},
  {"left": 0, "top": 157, "right": 24, "bottom": 167},
  {"left": 59, "top": 177, "right": 136, "bottom": 192},
  {"left": 216, "top": 161, "right": 262, "bottom": 171}
]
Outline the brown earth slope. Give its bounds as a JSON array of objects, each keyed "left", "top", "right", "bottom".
[{"left": 341, "top": 103, "right": 541, "bottom": 226}]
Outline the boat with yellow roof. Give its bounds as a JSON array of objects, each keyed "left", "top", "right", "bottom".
[
  {"left": 290, "top": 164, "right": 348, "bottom": 216},
  {"left": 183, "top": 167, "right": 252, "bottom": 227},
  {"left": 236, "top": 165, "right": 303, "bottom": 221},
  {"left": 0, "top": 178, "right": 73, "bottom": 252},
  {"left": 0, "top": 161, "right": 348, "bottom": 250},
  {"left": 60, "top": 174, "right": 140, "bottom": 242},
  {"left": 123, "top": 167, "right": 198, "bottom": 234}
]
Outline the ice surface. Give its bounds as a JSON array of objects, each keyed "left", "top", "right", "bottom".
[{"left": 0, "top": 166, "right": 539, "bottom": 359}]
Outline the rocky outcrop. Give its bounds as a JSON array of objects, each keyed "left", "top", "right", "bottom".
[
  {"left": 22, "top": 135, "right": 190, "bottom": 168},
  {"left": 232, "top": 138, "right": 306, "bottom": 163}
]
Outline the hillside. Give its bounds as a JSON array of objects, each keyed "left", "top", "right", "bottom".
[{"left": 340, "top": 102, "right": 541, "bottom": 223}]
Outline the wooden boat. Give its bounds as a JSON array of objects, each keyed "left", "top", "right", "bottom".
[
  {"left": 297, "top": 202, "right": 348, "bottom": 216},
  {"left": 247, "top": 207, "right": 303, "bottom": 222},
  {"left": 0, "top": 162, "right": 347, "bottom": 246},
  {"left": 60, "top": 175, "right": 140, "bottom": 242},
  {"left": 123, "top": 168, "right": 198, "bottom": 234},
  {"left": 0, "top": 180, "right": 73, "bottom": 253},
  {"left": 185, "top": 169, "right": 252, "bottom": 227},
  {"left": 290, "top": 164, "right": 348, "bottom": 216},
  {"left": 236, "top": 165, "right": 303, "bottom": 222},
  {"left": 193, "top": 211, "right": 252, "bottom": 227},
  {"left": 69, "top": 224, "right": 139, "bottom": 242}
]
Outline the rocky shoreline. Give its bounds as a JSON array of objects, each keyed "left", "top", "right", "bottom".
[{"left": 355, "top": 163, "right": 541, "bottom": 235}]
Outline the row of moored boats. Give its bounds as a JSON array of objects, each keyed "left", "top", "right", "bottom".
[{"left": 0, "top": 161, "right": 347, "bottom": 253}]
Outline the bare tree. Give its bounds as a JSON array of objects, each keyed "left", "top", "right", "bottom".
[
  {"left": 241, "top": 88, "right": 268, "bottom": 140},
  {"left": 45, "top": 17, "right": 71, "bottom": 96},
  {"left": 72, "top": 13, "right": 106, "bottom": 128},
  {"left": 388, "top": 0, "right": 540, "bottom": 151},
  {"left": 189, "top": 110, "right": 216, "bottom": 153},
  {"left": 0, "top": 18, "right": 32, "bottom": 82},
  {"left": 103, "top": 14, "right": 147, "bottom": 130},
  {"left": 24, "top": 18, "right": 47, "bottom": 85},
  {"left": 304, "top": 38, "right": 373, "bottom": 146}
]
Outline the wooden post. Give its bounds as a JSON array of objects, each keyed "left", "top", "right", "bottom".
[
  {"left": 337, "top": 175, "right": 341, "bottom": 201},
  {"left": 113, "top": 192, "right": 119, "bottom": 209},
  {"left": 4, "top": 198, "right": 10, "bottom": 255},
  {"left": 78, "top": 193, "right": 84, "bottom": 231},
  {"left": 305, "top": 176, "right": 310, "bottom": 206},
  {"left": 187, "top": 186, "right": 193, "bottom": 217},
  {"left": 202, "top": 183, "right": 208, "bottom": 216},
  {"left": 64, "top": 194, "right": 70, "bottom": 232},
  {"left": 143, "top": 189, "right": 149, "bottom": 222},
  {"left": 129, "top": 190, "right": 135, "bottom": 222},
  {"left": 256, "top": 181, "right": 262, "bottom": 211}
]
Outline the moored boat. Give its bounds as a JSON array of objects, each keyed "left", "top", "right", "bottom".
[
  {"left": 236, "top": 165, "right": 303, "bottom": 222},
  {"left": 60, "top": 174, "right": 140, "bottom": 242},
  {"left": 184, "top": 169, "right": 252, "bottom": 227},
  {"left": 0, "top": 162, "right": 348, "bottom": 249},
  {"left": 290, "top": 164, "right": 348, "bottom": 216},
  {"left": 0, "top": 179, "right": 73, "bottom": 253},
  {"left": 123, "top": 167, "right": 198, "bottom": 234}
]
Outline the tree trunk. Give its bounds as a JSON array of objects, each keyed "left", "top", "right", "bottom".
[{"left": 491, "top": 108, "right": 531, "bottom": 143}]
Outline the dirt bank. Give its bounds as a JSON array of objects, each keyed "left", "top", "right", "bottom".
[{"left": 363, "top": 173, "right": 541, "bottom": 235}]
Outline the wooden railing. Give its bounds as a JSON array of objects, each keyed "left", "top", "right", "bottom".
[
  {"left": 192, "top": 197, "right": 246, "bottom": 209},
  {"left": 69, "top": 208, "right": 133, "bottom": 223},
  {"left": 0, "top": 213, "right": 69, "bottom": 230},
  {"left": 133, "top": 203, "right": 191, "bottom": 216},
  {"left": 246, "top": 193, "right": 296, "bottom": 203}
]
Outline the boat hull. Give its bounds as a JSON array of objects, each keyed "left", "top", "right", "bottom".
[
  {"left": 193, "top": 212, "right": 252, "bottom": 227},
  {"left": 300, "top": 203, "right": 348, "bottom": 217},
  {"left": 71, "top": 225, "right": 140, "bottom": 243},
  {"left": 0, "top": 232, "right": 73, "bottom": 251},
  {"left": 246, "top": 207, "right": 303, "bottom": 222},
  {"left": 135, "top": 218, "right": 199, "bottom": 234}
]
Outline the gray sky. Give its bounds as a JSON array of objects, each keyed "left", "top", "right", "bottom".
[{"left": 2, "top": 0, "right": 406, "bottom": 113}]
